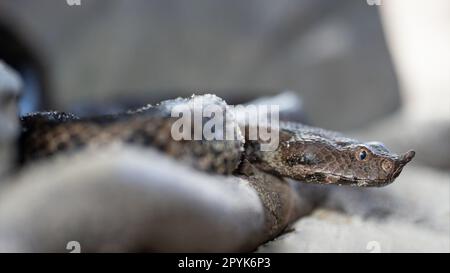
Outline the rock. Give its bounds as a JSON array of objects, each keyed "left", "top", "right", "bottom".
[
  {"left": 257, "top": 160, "right": 450, "bottom": 252},
  {"left": 0, "top": 146, "right": 311, "bottom": 252},
  {"left": 0, "top": 60, "right": 22, "bottom": 177}
]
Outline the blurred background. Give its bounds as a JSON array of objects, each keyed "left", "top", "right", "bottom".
[
  {"left": 0, "top": 0, "right": 448, "bottom": 252},
  {"left": 0, "top": 0, "right": 401, "bottom": 130}
]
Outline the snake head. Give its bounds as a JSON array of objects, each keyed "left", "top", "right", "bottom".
[{"left": 251, "top": 128, "right": 416, "bottom": 187}]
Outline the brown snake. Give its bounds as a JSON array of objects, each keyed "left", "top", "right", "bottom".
[{"left": 18, "top": 94, "right": 415, "bottom": 187}]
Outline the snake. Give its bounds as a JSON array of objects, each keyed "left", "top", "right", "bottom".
[{"left": 18, "top": 94, "right": 415, "bottom": 187}]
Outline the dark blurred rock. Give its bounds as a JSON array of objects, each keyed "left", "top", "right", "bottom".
[
  {"left": 0, "top": 0, "right": 399, "bottom": 129},
  {"left": 0, "top": 61, "right": 22, "bottom": 177}
]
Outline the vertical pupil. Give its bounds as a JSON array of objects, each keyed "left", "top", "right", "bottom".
[{"left": 360, "top": 151, "right": 367, "bottom": 160}]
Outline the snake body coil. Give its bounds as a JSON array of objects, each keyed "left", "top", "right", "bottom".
[{"left": 19, "top": 94, "right": 415, "bottom": 187}]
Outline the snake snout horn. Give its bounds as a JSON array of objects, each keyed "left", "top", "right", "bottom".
[{"left": 399, "top": 150, "right": 416, "bottom": 165}]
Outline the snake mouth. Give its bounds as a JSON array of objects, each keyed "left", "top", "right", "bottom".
[
  {"left": 331, "top": 175, "right": 390, "bottom": 187},
  {"left": 354, "top": 178, "right": 392, "bottom": 187}
]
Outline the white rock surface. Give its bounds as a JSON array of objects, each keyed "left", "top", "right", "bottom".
[{"left": 257, "top": 209, "right": 449, "bottom": 253}]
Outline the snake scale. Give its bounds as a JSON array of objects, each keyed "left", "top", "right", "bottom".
[{"left": 18, "top": 94, "right": 415, "bottom": 187}]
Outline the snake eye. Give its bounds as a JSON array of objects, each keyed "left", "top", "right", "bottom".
[{"left": 355, "top": 148, "right": 369, "bottom": 161}]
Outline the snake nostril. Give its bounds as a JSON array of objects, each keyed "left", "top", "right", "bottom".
[{"left": 381, "top": 160, "right": 393, "bottom": 172}]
